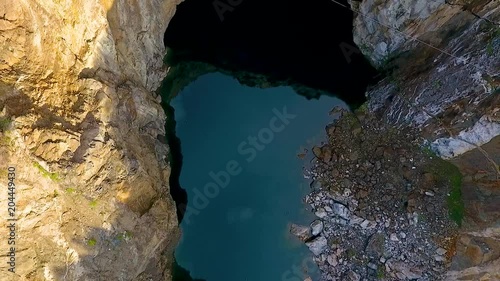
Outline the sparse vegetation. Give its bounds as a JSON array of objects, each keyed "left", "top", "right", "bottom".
[
  {"left": 443, "top": 163, "right": 464, "bottom": 226},
  {"left": 0, "top": 117, "right": 12, "bottom": 132},
  {"left": 65, "top": 187, "right": 76, "bottom": 194},
  {"left": 0, "top": 117, "right": 14, "bottom": 148},
  {"left": 89, "top": 200, "right": 98, "bottom": 208},
  {"left": 418, "top": 213, "right": 427, "bottom": 223},
  {"left": 378, "top": 49, "right": 404, "bottom": 74},
  {"left": 346, "top": 249, "right": 356, "bottom": 258},
  {"left": 421, "top": 145, "right": 435, "bottom": 158},
  {"left": 87, "top": 238, "right": 97, "bottom": 246},
  {"left": 0, "top": 134, "right": 12, "bottom": 147},
  {"left": 377, "top": 267, "right": 385, "bottom": 279},
  {"left": 433, "top": 80, "right": 442, "bottom": 89},
  {"left": 487, "top": 41, "right": 494, "bottom": 55},
  {"left": 358, "top": 44, "right": 371, "bottom": 55},
  {"left": 422, "top": 146, "right": 464, "bottom": 226},
  {"left": 486, "top": 27, "right": 500, "bottom": 56},
  {"left": 355, "top": 102, "right": 369, "bottom": 114},
  {"left": 379, "top": 55, "right": 393, "bottom": 70},
  {"left": 33, "top": 162, "right": 60, "bottom": 181},
  {"left": 116, "top": 231, "right": 134, "bottom": 241}
]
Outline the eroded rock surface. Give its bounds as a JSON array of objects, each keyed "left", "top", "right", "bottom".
[
  {"left": 445, "top": 136, "right": 500, "bottom": 281},
  {"left": 352, "top": 0, "right": 500, "bottom": 159},
  {"left": 0, "top": 0, "right": 182, "bottom": 279},
  {"left": 350, "top": 0, "right": 496, "bottom": 67}
]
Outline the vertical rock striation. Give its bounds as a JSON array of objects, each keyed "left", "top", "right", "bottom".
[
  {"left": 0, "top": 0, "right": 182, "bottom": 279},
  {"left": 350, "top": 0, "right": 500, "bottom": 158},
  {"left": 348, "top": 0, "right": 500, "bottom": 279}
]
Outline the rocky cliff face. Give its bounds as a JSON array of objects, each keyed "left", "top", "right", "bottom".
[
  {"left": 349, "top": 0, "right": 500, "bottom": 280},
  {"left": 351, "top": 0, "right": 499, "bottom": 158},
  {"left": 0, "top": 0, "right": 181, "bottom": 280}
]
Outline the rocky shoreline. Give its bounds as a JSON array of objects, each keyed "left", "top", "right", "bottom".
[
  {"left": 290, "top": 1, "right": 500, "bottom": 280},
  {"left": 293, "top": 107, "right": 461, "bottom": 280}
]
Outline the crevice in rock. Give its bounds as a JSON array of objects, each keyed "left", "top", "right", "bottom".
[
  {"left": 0, "top": 13, "right": 14, "bottom": 22},
  {"left": 159, "top": 83, "right": 188, "bottom": 223},
  {"left": 469, "top": 11, "right": 500, "bottom": 26},
  {"left": 445, "top": 0, "right": 500, "bottom": 26}
]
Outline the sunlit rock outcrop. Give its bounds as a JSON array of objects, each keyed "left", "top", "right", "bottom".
[{"left": 0, "top": 0, "right": 181, "bottom": 279}]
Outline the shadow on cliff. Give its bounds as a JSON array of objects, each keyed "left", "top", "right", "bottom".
[
  {"left": 159, "top": 92, "right": 189, "bottom": 223},
  {"left": 157, "top": 74, "right": 207, "bottom": 281},
  {"left": 163, "top": 0, "right": 381, "bottom": 107},
  {"left": 0, "top": 89, "right": 200, "bottom": 280}
]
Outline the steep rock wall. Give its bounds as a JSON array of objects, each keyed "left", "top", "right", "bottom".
[
  {"left": 0, "top": 0, "right": 181, "bottom": 280},
  {"left": 350, "top": 0, "right": 499, "bottom": 279},
  {"left": 351, "top": 0, "right": 499, "bottom": 158}
]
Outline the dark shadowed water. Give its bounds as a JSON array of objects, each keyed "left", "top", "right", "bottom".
[{"left": 171, "top": 72, "right": 345, "bottom": 281}]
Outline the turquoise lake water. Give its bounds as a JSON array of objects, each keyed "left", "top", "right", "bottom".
[{"left": 171, "top": 72, "right": 345, "bottom": 281}]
